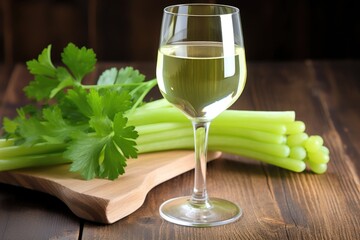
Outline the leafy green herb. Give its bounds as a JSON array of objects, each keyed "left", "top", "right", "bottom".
[{"left": 2, "top": 43, "right": 156, "bottom": 180}]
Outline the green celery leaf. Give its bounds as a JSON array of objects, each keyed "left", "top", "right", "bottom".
[
  {"left": 87, "top": 89, "right": 103, "bottom": 117},
  {"left": 2, "top": 117, "right": 18, "bottom": 135},
  {"left": 65, "top": 87, "right": 137, "bottom": 179},
  {"left": 99, "top": 139, "right": 127, "bottom": 179},
  {"left": 25, "top": 45, "right": 58, "bottom": 100},
  {"left": 15, "top": 106, "right": 86, "bottom": 145},
  {"left": 41, "top": 106, "right": 85, "bottom": 143},
  {"left": 63, "top": 87, "right": 93, "bottom": 120},
  {"left": 1, "top": 106, "right": 39, "bottom": 139},
  {"left": 49, "top": 67, "right": 76, "bottom": 98},
  {"left": 17, "top": 117, "right": 47, "bottom": 146},
  {"left": 25, "top": 43, "right": 94, "bottom": 101},
  {"left": 115, "top": 67, "right": 145, "bottom": 85},
  {"left": 24, "top": 75, "right": 59, "bottom": 101},
  {"left": 61, "top": 43, "right": 96, "bottom": 82},
  {"left": 89, "top": 116, "right": 113, "bottom": 136},
  {"left": 86, "top": 88, "right": 132, "bottom": 122},
  {"left": 112, "top": 113, "right": 138, "bottom": 158},
  {"left": 98, "top": 112, "right": 138, "bottom": 179},
  {"left": 97, "top": 67, "right": 145, "bottom": 86},
  {"left": 66, "top": 135, "right": 107, "bottom": 180},
  {"left": 17, "top": 104, "right": 39, "bottom": 117},
  {"left": 26, "top": 45, "right": 56, "bottom": 77},
  {"left": 96, "top": 67, "right": 156, "bottom": 112},
  {"left": 99, "top": 88, "right": 132, "bottom": 120},
  {"left": 66, "top": 111, "right": 138, "bottom": 180},
  {"left": 97, "top": 68, "right": 118, "bottom": 85}
]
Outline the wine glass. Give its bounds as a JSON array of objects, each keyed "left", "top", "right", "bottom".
[{"left": 156, "top": 3, "right": 247, "bottom": 227}]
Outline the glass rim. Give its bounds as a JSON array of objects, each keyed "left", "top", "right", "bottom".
[{"left": 164, "top": 3, "right": 239, "bottom": 17}]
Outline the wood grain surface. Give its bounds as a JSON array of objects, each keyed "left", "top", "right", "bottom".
[
  {"left": 0, "top": 61, "right": 359, "bottom": 240},
  {"left": 0, "top": 151, "right": 221, "bottom": 224}
]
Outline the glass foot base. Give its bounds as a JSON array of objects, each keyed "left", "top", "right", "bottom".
[{"left": 159, "top": 196, "right": 242, "bottom": 227}]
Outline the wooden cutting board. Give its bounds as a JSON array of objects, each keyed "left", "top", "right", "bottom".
[{"left": 0, "top": 151, "right": 221, "bottom": 224}]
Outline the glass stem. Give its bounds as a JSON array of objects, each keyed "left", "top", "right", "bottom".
[{"left": 190, "top": 121, "right": 211, "bottom": 207}]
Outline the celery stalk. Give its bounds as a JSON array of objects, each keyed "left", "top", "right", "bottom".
[
  {"left": 210, "top": 127, "right": 286, "bottom": 144},
  {"left": 138, "top": 133, "right": 290, "bottom": 158},
  {"left": 209, "top": 135, "right": 290, "bottom": 158},
  {"left": 129, "top": 107, "right": 289, "bottom": 135},
  {"left": 0, "top": 153, "right": 69, "bottom": 171},
  {"left": 217, "top": 146, "right": 306, "bottom": 172},
  {"left": 285, "top": 121, "right": 306, "bottom": 134},
  {"left": 137, "top": 128, "right": 193, "bottom": 145},
  {"left": 127, "top": 105, "right": 295, "bottom": 127},
  {"left": 137, "top": 137, "right": 193, "bottom": 153},
  {"left": 215, "top": 110, "right": 295, "bottom": 123},
  {"left": 127, "top": 108, "right": 187, "bottom": 126},
  {"left": 0, "top": 139, "right": 15, "bottom": 148},
  {"left": 135, "top": 122, "right": 191, "bottom": 135},
  {"left": 136, "top": 122, "right": 285, "bottom": 144},
  {"left": 136, "top": 136, "right": 303, "bottom": 172},
  {"left": 0, "top": 143, "right": 67, "bottom": 158}
]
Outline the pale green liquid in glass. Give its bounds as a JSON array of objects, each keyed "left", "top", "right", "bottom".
[{"left": 157, "top": 42, "right": 246, "bottom": 121}]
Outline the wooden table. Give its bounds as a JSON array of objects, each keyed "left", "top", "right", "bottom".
[{"left": 0, "top": 61, "right": 359, "bottom": 239}]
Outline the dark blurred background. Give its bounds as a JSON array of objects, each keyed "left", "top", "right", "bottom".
[{"left": 1, "top": 0, "right": 359, "bottom": 67}]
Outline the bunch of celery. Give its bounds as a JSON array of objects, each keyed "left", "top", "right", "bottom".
[
  {"left": 0, "top": 43, "right": 330, "bottom": 180},
  {"left": 129, "top": 99, "right": 330, "bottom": 174}
]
